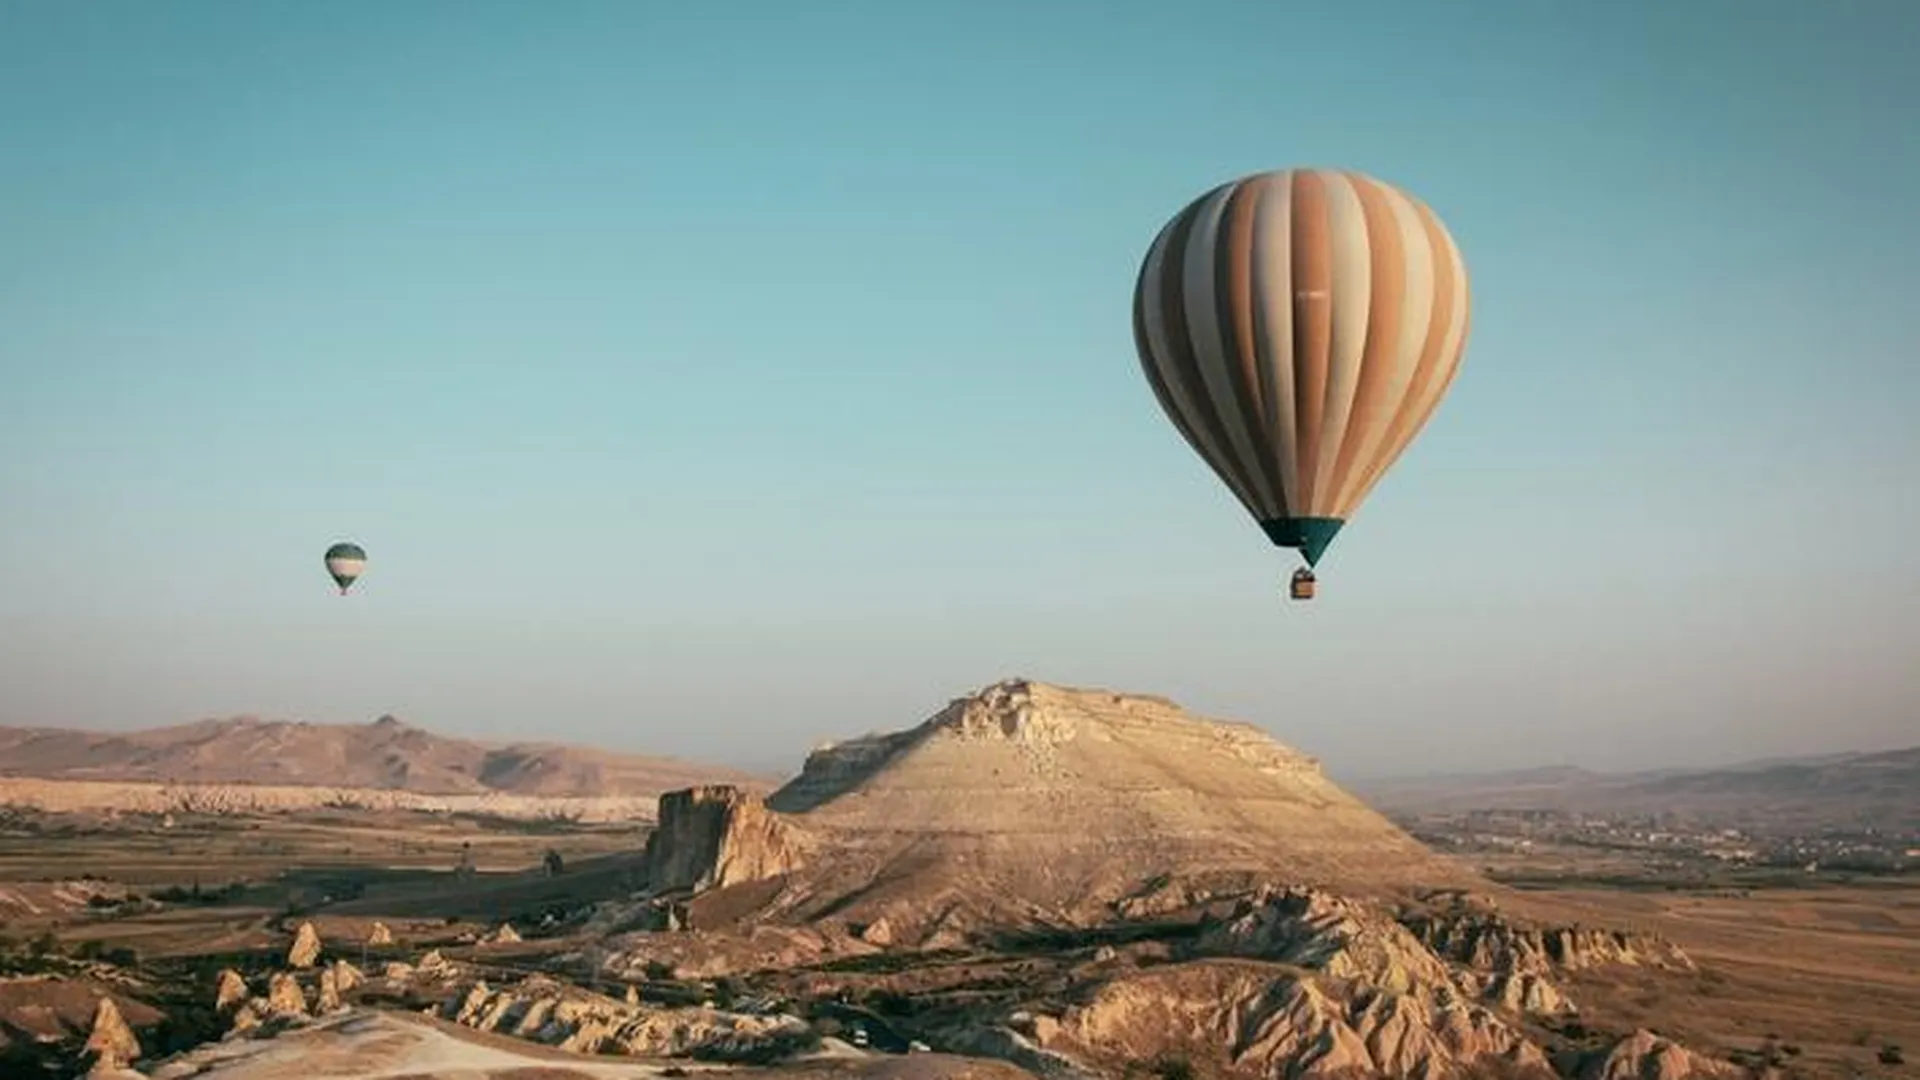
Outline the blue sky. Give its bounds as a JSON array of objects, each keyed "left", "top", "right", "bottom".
[{"left": 2, "top": 0, "right": 1914, "bottom": 777}]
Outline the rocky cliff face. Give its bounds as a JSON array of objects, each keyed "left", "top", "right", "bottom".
[{"left": 643, "top": 785, "right": 814, "bottom": 895}]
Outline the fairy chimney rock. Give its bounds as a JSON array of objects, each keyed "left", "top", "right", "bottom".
[
  {"left": 213, "top": 969, "right": 249, "bottom": 1013},
  {"left": 287, "top": 921, "right": 323, "bottom": 968},
  {"left": 84, "top": 996, "right": 141, "bottom": 1071}
]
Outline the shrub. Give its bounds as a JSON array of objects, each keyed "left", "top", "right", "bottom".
[
  {"left": 865, "top": 988, "right": 916, "bottom": 1016},
  {"left": 1152, "top": 1053, "right": 1194, "bottom": 1080}
]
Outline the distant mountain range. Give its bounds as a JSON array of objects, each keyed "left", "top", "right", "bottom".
[
  {"left": 1349, "top": 746, "right": 1920, "bottom": 831},
  {"left": 0, "top": 714, "right": 769, "bottom": 799}
]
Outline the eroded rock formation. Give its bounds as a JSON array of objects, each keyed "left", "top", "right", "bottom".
[
  {"left": 83, "top": 995, "right": 141, "bottom": 1072},
  {"left": 643, "top": 785, "right": 813, "bottom": 895},
  {"left": 438, "top": 974, "right": 815, "bottom": 1060},
  {"left": 286, "top": 922, "right": 323, "bottom": 969}
]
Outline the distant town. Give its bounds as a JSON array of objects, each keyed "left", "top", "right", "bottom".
[{"left": 1392, "top": 808, "right": 1920, "bottom": 885}]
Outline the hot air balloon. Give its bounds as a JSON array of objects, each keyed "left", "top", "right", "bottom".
[
  {"left": 1131, "top": 168, "right": 1471, "bottom": 600},
  {"left": 324, "top": 542, "right": 367, "bottom": 595}
]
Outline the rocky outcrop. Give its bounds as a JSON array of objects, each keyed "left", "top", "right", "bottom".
[
  {"left": 950, "top": 885, "right": 1737, "bottom": 1080},
  {"left": 212, "top": 969, "right": 248, "bottom": 1014},
  {"left": 437, "top": 974, "right": 816, "bottom": 1061},
  {"left": 83, "top": 996, "right": 141, "bottom": 1072},
  {"left": 265, "top": 973, "right": 308, "bottom": 1019},
  {"left": 601, "top": 922, "right": 852, "bottom": 981},
  {"left": 286, "top": 922, "right": 323, "bottom": 969},
  {"left": 643, "top": 785, "right": 813, "bottom": 895},
  {"left": 315, "top": 969, "right": 343, "bottom": 1014},
  {"left": 328, "top": 960, "right": 363, "bottom": 994},
  {"left": 1194, "top": 887, "right": 1458, "bottom": 995},
  {"left": 480, "top": 922, "right": 522, "bottom": 945},
  {"left": 1395, "top": 904, "right": 1694, "bottom": 1019},
  {"left": 226, "top": 1001, "right": 265, "bottom": 1037},
  {"left": 215, "top": 957, "right": 375, "bottom": 1038},
  {"left": 1403, "top": 908, "right": 1695, "bottom": 977},
  {"left": 1487, "top": 971, "right": 1572, "bottom": 1016},
  {"left": 1187, "top": 887, "right": 1589, "bottom": 1022},
  {"left": 1577, "top": 1029, "right": 1745, "bottom": 1080},
  {"left": 1028, "top": 961, "right": 1552, "bottom": 1080},
  {"left": 367, "top": 921, "right": 394, "bottom": 946},
  {"left": 369, "top": 949, "right": 457, "bottom": 994}
]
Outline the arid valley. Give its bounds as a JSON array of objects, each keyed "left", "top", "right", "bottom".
[{"left": 0, "top": 680, "right": 1913, "bottom": 1080}]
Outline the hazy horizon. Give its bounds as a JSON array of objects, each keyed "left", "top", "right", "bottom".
[
  {"left": 2, "top": 695, "right": 1911, "bottom": 786},
  {"left": 4, "top": 1, "right": 1915, "bottom": 778}
]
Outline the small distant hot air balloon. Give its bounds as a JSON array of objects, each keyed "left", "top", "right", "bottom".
[
  {"left": 1131, "top": 167, "right": 1472, "bottom": 600},
  {"left": 324, "top": 542, "right": 367, "bottom": 595}
]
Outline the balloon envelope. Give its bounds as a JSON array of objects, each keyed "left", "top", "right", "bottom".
[
  {"left": 1131, "top": 168, "right": 1471, "bottom": 566},
  {"left": 324, "top": 542, "right": 367, "bottom": 593}
]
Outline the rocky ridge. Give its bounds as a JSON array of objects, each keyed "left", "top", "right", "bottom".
[
  {"left": 441, "top": 974, "right": 816, "bottom": 1060},
  {"left": 996, "top": 887, "right": 1709, "bottom": 1079},
  {"left": 13, "top": 680, "right": 1764, "bottom": 1080}
]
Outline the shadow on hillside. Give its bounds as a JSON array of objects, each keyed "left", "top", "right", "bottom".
[{"left": 767, "top": 724, "right": 939, "bottom": 815}]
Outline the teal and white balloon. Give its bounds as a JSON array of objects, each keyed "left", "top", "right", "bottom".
[{"left": 324, "top": 542, "right": 367, "bottom": 595}]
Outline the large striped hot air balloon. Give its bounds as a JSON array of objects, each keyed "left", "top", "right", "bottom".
[
  {"left": 324, "top": 542, "right": 367, "bottom": 595},
  {"left": 1131, "top": 168, "right": 1472, "bottom": 599}
]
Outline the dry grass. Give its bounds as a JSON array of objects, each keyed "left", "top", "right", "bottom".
[
  {"left": 0, "top": 806, "right": 645, "bottom": 960},
  {"left": 1505, "top": 882, "right": 1920, "bottom": 1078}
]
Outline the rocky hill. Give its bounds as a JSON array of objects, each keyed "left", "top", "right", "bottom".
[
  {"left": 627, "top": 680, "right": 1487, "bottom": 946},
  {"left": 0, "top": 714, "right": 766, "bottom": 799}
]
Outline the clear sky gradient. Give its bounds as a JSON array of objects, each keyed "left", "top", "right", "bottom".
[{"left": 3, "top": 0, "right": 1915, "bottom": 778}]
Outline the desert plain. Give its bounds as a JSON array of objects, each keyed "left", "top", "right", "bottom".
[{"left": 0, "top": 680, "right": 1914, "bottom": 1080}]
